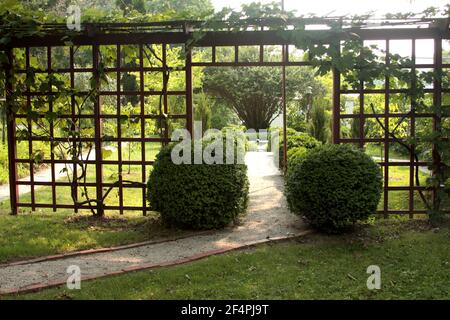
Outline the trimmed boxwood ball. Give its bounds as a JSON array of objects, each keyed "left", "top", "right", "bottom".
[
  {"left": 147, "top": 144, "right": 249, "bottom": 230},
  {"left": 287, "top": 146, "right": 309, "bottom": 169},
  {"left": 286, "top": 144, "right": 382, "bottom": 233},
  {"left": 277, "top": 130, "right": 321, "bottom": 168}
]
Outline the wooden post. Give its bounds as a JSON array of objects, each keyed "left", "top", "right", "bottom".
[
  {"left": 281, "top": 0, "right": 288, "bottom": 172},
  {"left": 332, "top": 67, "right": 341, "bottom": 144},
  {"left": 281, "top": 46, "right": 288, "bottom": 171},
  {"left": 432, "top": 36, "right": 442, "bottom": 212},
  {"left": 6, "top": 48, "right": 19, "bottom": 215},
  {"left": 185, "top": 28, "right": 194, "bottom": 137},
  {"left": 93, "top": 44, "right": 104, "bottom": 216},
  {"left": 383, "top": 39, "right": 390, "bottom": 218}
]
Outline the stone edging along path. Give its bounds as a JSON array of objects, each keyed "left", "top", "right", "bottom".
[{"left": 0, "top": 152, "right": 309, "bottom": 295}]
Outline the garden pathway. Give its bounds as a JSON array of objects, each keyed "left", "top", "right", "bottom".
[
  {"left": 0, "top": 162, "right": 72, "bottom": 203},
  {"left": 0, "top": 151, "right": 308, "bottom": 295},
  {"left": 0, "top": 149, "right": 105, "bottom": 203}
]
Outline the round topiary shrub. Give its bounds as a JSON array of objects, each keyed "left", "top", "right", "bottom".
[
  {"left": 287, "top": 146, "right": 309, "bottom": 169},
  {"left": 147, "top": 144, "right": 249, "bottom": 230},
  {"left": 286, "top": 144, "right": 382, "bottom": 233},
  {"left": 285, "top": 132, "right": 322, "bottom": 150},
  {"left": 278, "top": 130, "right": 321, "bottom": 168},
  {"left": 268, "top": 127, "right": 303, "bottom": 153}
]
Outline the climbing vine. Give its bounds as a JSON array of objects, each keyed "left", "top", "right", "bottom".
[{"left": 0, "top": 10, "right": 184, "bottom": 216}]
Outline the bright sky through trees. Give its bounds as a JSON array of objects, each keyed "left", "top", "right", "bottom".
[
  {"left": 211, "top": 0, "right": 447, "bottom": 62},
  {"left": 212, "top": 0, "right": 449, "bottom": 16}
]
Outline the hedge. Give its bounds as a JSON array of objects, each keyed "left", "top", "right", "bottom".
[
  {"left": 285, "top": 144, "right": 382, "bottom": 233},
  {"left": 147, "top": 142, "right": 249, "bottom": 229}
]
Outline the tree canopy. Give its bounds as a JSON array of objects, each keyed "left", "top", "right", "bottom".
[
  {"left": 203, "top": 47, "right": 327, "bottom": 130},
  {"left": 1, "top": 0, "right": 214, "bottom": 20}
]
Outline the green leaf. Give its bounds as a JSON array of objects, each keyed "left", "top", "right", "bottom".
[
  {"left": 27, "top": 110, "right": 40, "bottom": 122},
  {"left": 32, "top": 150, "right": 45, "bottom": 165},
  {"left": 102, "top": 148, "right": 113, "bottom": 159},
  {"left": 45, "top": 111, "right": 58, "bottom": 124}
]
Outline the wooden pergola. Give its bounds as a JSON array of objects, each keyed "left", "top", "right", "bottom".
[{"left": 2, "top": 17, "right": 449, "bottom": 216}]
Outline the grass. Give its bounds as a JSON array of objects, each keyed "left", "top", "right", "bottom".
[
  {"left": 374, "top": 165, "right": 433, "bottom": 211},
  {"left": 0, "top": 140, "right": 52, "bottom": 184},
  {"left": 365, "top": 143, "right": 409, "bottom": 160},
  {"left": 1, "top": 142, "right": 161, "bottom": 209},
  {"left": 374, "top": 164, "right": 449, "bottom": 212},
  {"left": 0, "top": 142, "right": 189, "bottom": 263},
  {"left": 0, "top": 210, "right": 193, "bottom": 263},
  {"left": 8, "top": 219, "right": 450, "bottom": 300}
]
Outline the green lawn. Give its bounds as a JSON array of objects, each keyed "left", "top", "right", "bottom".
[
  {"left": 365, "top": 143, "right": 409, "bottom": 160},
  {"left": 9, "top": 219, "right": 450, "bottom": 300},
  {"left": 1, "top": 142, "right": 161, "bottom": 209},
  {"left": 0, "top": 209, "right": 195, "bottom": 263},
  {"left": 0, "top": 140, "right": 52, "bottom": 184}
]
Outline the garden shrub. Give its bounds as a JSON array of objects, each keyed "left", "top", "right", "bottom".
[
  {"left": 267, "top": 127, "right": 297, "bottom": 151},
  {"left": 147, "top": 143, "right": 249, "bottom": 229},
  {"left": 287, "top": 146, "right": 309, "bottom": 169},
  {"left": 215, "top": 125, "right": 251, "bottom": 151},
  {"left": 284, "top": 132, "right": 321, "bottom": 150},
  {"left": 220, "top": 124, "right": 247, "bottom": 135},
  {"left": 279, "top": 130, "right": 321, "bottom": 168},
  {"left": 286, "top": 144, "right": 383, "bottom": 233}
]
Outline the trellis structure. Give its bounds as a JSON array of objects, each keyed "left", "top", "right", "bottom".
[{"left": 2, "top": 18, "right": 450, "bottom": 216}]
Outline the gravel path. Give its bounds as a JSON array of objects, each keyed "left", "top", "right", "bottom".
[{"left": 0, "top": 151, "right": 308, "bottom": 294}]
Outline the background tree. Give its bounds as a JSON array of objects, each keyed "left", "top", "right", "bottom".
[
  {"left": 210, "top": 100, "right": 240, "bottom": 130},
  {"left": 204, "top": 67, "right": 329, "bottom": 130},
  {"left": 287, "top": 72, "right": 331, "bottom": 132},
  {"left": 308, "top": 104, "right": 330, "bottom": 143},
  {"left": 0, "top": 99, "right": 5, "bottom": 144},
  {"left": 8, "top": 0, "right": 214, "bottom": 19},
  {"left": 204, "top": 66, "right": 281, "bottom": 129},
  {"left": 6, "top": 0, "right": 118, "bottom": 15},
  {"left": 203, "top": 47, "right": 326, "bottom": 130},
  {"left": 116, "top": 0, "right": 146, "bottom": 15},
  {"left": 194, "top": 91, "right": 212, "bottom": 134},
  {"left": 145, "top": 0, "right": 214, "bottom": 20}
]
